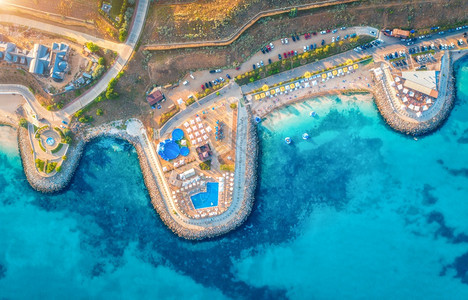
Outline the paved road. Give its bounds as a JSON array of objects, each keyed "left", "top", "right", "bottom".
[
  {"left": 159, "top": 83, "right": 244, "bottom": 138},
  {"left": 0, "top": 0, "right": 150, "bottom": 122}
]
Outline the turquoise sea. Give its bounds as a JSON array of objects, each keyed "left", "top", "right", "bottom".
[{"left": 1, "top": 58, "right": 468, "bottom": 299}]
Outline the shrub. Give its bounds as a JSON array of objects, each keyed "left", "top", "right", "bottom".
[
  {"left": 230, "top": 103, "right": 237, "bottom": 109},
  {"left": 35, "top": 159, "right": 45, "bottom": 172},
  {"left": 56, "top": 166, "right": 62, "bottom": 172},
  {"left": 199, "top": 160, "right": 211, "bottom": 170},
  {"left": 220, "top": 164, "right": 235, "bottom": 171},
  {"left": 51, "top": 143, "right": 63, "bottom": 154},
  {"left": 19, "top": 118, "right": 28, "bottom": 128},
  {"left": 98, "top": 57, "right": 106, "bottom": 66},
  {"left": 79, "top": 116, "right": 93, "bottom": 123},
  {"left": 75, "top": 110, "right": 83, "bottom": 118},
  {"left": 86, "top": 42, "right": 100, "bottom": 52},
  {"left": 45, "top": 162, "right": 57, "bottom": 174},
  {"left": 92, "top": 65, "right": 105, "bottom": 79},
  {"left": 62, "top": 155, "right": 67, "bottom": 160},
  {"left": 96, "top": 109, "right": 103, "bottom": 116}
]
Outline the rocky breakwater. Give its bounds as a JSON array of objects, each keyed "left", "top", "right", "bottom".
[
  {"left": 143, "top": 106, "right": 259, "bottom": 240},
  {"left": 18, "top": 126, "right": 86, "bottom": 193},
  {"left": 373, "top": 54, "right": 456, "bottom": 136}
]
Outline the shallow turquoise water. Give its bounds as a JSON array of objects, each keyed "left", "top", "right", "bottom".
[{"left": 1, "top": 58, "right": 468, "bottom": 299}]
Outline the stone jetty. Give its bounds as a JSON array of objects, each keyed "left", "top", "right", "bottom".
[{"left": 372, "top": 53, "right": 456, "bottom": 137}]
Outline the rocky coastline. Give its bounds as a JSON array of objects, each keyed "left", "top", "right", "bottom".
[{"left": 13, "top": 114, "right": 259, "bottom": 240}]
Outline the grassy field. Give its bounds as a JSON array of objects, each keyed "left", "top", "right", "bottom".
[{"left": 110, "top": 0, "right": 124, "bottom": 20}]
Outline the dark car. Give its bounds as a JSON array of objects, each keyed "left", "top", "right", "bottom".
[
  {"left": 310, "top": 44, "right": 314, "bottom": 50},
  {"left": 253, "top": 64, "right": 256, "bottom": 70},
  {"left": 314, "top": 43, "right": 317, "bottom": 49},
  {"left": 312, "top": 32, "right": 317, "bottom": 36},
  {"left": 205, "top": 83, "right": 209, "bottom": 88},
  {"left": 209, "top": 70, "right": 216, "bottom": 73},
  {"left": 278, "top": 54, "right": 282, "bottom": 60},
  {"left": 326, "top": 29, "right": 331, "bottom": 33},
  {"left": 226, "top": 74, "right": 231, "bottom": 79},
  {"left": 268, "top": 58, "right": 272, "bottom": 64},
  {"left": 261, "top": 48, "right": 266, "bottom": 54},
  {"left": 296, "top": 34, "right": 300, "bottom": 40},
  {"left": 157, "top": 104, "right": 162, "bottom": 109},
  {"left": 209, "top": 81, "right": 213, "bottom": 88},
  {"left": 292, "top": 35, "right": 296, "bottom": 42},
  {"left": 321, "top": 39, "right": 325, "bottom": 46}
]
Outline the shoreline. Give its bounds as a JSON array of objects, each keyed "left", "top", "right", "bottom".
[{"left": 12, "top": 116, "right": 258, "bottom": 240}]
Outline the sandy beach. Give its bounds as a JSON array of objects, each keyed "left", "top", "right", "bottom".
[{"left": 0, "top": 94, "right": 24, "bottom": 122}]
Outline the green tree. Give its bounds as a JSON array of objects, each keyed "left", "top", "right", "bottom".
[
  {"left": 96, "top": 109, "right": 103, "bottom": 116},
  {"left": 86, "top": 42, "right": 100, "bottom": 52},
  {"left": 98, "top": 57, "right": 106, "bottom": 66},
  {"left": 230, "top": 103, "right": 237, "bottom": 109},
  {"left": 19, "top": 118, "right": 28, "bottom": 128},
  {"left": 289, "top": 8, "right": 298, "bottom": 17}
]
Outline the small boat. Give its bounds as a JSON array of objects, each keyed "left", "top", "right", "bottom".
[
  {"left": 309, "top": 111, "right": 317, "bottom": 117},
  {"left": 285, "top": 137, "right": 292, "bottom": 144},
  {"left": 254, "top": 116, "right": 262, "bottom": 124},
  {"left": 302, "top": 133, "right": 310, "bottom": 140}
]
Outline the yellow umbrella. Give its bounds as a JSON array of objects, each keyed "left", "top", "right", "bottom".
[
  {"left": 304, "top": 71, "right": 311, "bottom": 78},
  {"left": 260, "top": 93, "right": 266, "bottom": 98},
  {"left": 254, "top": 94, "right": 260, "bottom": 100},
  {"left": 332, "top": 70, "right": 338, "bottom": 76},
  {"left": 270, "top": 89, "right": 276, "bottom": 95},
  {"left": 353, "top": 64, "right": 359, "bottom": 69},
  {"left": 321, "top": 73, "right": 327, "bottom": 79},
  {"left": 280, "top": 86, "right": 285, "bottom": 92},
  {"left": 262, "top": 84, "right": 269, "bottom": 92},
  {"left": 343, "top": 67, "right": 348, "bottom": 72},
  {"left": 346, "top": 59, "right": 353, "bottom": 65}
]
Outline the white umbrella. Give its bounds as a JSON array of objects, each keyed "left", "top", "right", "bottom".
[
  {"left": 190, "top": 119, "right": 195, "bottom": 125},
  {"left": 184, "top": 122, "right": 190, "bottom": 128}
]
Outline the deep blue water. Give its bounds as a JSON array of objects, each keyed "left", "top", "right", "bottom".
[{"left": 1, "top": 57, "right": 468, "bottom": 299}]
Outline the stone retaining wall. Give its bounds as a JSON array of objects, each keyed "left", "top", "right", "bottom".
[{"left": 372, "top": 59, "right": 456, "bottom": 136}]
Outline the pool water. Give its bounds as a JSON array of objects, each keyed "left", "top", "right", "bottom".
[
  {"left": 190, "top": 182, "right": 219, "bottom": 209},
  {"left": 46, "top": 137, "right": 55, "bottom": 146}
]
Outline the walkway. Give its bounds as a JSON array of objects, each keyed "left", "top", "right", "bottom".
[{"left": 159, "top": 83, "right": 244, "bottom": 138}]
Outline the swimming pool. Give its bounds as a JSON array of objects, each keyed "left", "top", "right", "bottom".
[{"left": 190, "top": 182, "right": 219, "bottom": 209}]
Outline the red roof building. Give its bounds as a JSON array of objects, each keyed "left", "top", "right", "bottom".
[{"left": 147, "top": 88, "right": 165, "bottom": 106}]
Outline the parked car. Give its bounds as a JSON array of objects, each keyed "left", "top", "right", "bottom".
[
  {"left": 278, "top": 54, "right": 282, "bottom": 60},
  {"left": 209, "top": 70, "right": 216, "bottom": 73},
  {"left": 205, "top": 83, "right": 209, "bottom": 88},
  {"left": 332, "top": 37, "right": 335, "bottom": 43},
  {"left": 253, "top": 64, "right": 256, "bottom": 70},
  {"left": 320, "top": 30, "right": 326, "bottom": 35},
  {"left": 294, "top": 50, "right": 298, "bottom": 55},
  {"left": 341, "top": 27, "right": 347, "bottom": 30},
  {"left": 209, "top": 81, "right": 213, "bottom": 88},
  {"left": 283, "top": 52, "right": 287, "bottom": 58},
  {"left": 215, "top": 69, "right": 222, "bottom": 73},
  {"left": 261, "top": 48, "right": 266, "bottom": 54},
  {"left": 322, "top": 39, "right": 325, "bottom": 45},
  {"left": 190, "top": 73, "right": 195, "bottom": 79},
  {"left": 284, "top": 38, "right": 289, "bottom": 44},
  {"left": 235, "top": 66, "right": 241, "bottom": 70},
  {"left": 370, "top": 30, "right": 376, "bottom": 36},
  {"left": 260, "top": 60, "right": 264, "bottom": 66},
  {"left": 292, "top": 35, "right": 296, "bottom": 42},
  {"left": 336, "top": 36, "right": 340, "bottom": 41},
  {"left": 226, "top": 74, "right": 231, "bottom": 79},
  {"left": 201, "top": 85, "right": 205, "bottom": 90},
  {"left": 332, "top": 29, "right": 338, "bottom": 33},
  {"left": 281, "top": 38, "right": 285, "bottom": 44}
]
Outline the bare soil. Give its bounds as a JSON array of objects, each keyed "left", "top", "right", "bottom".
[{"left": 142, "top": 0, "right": 468, "bottom": 85}]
